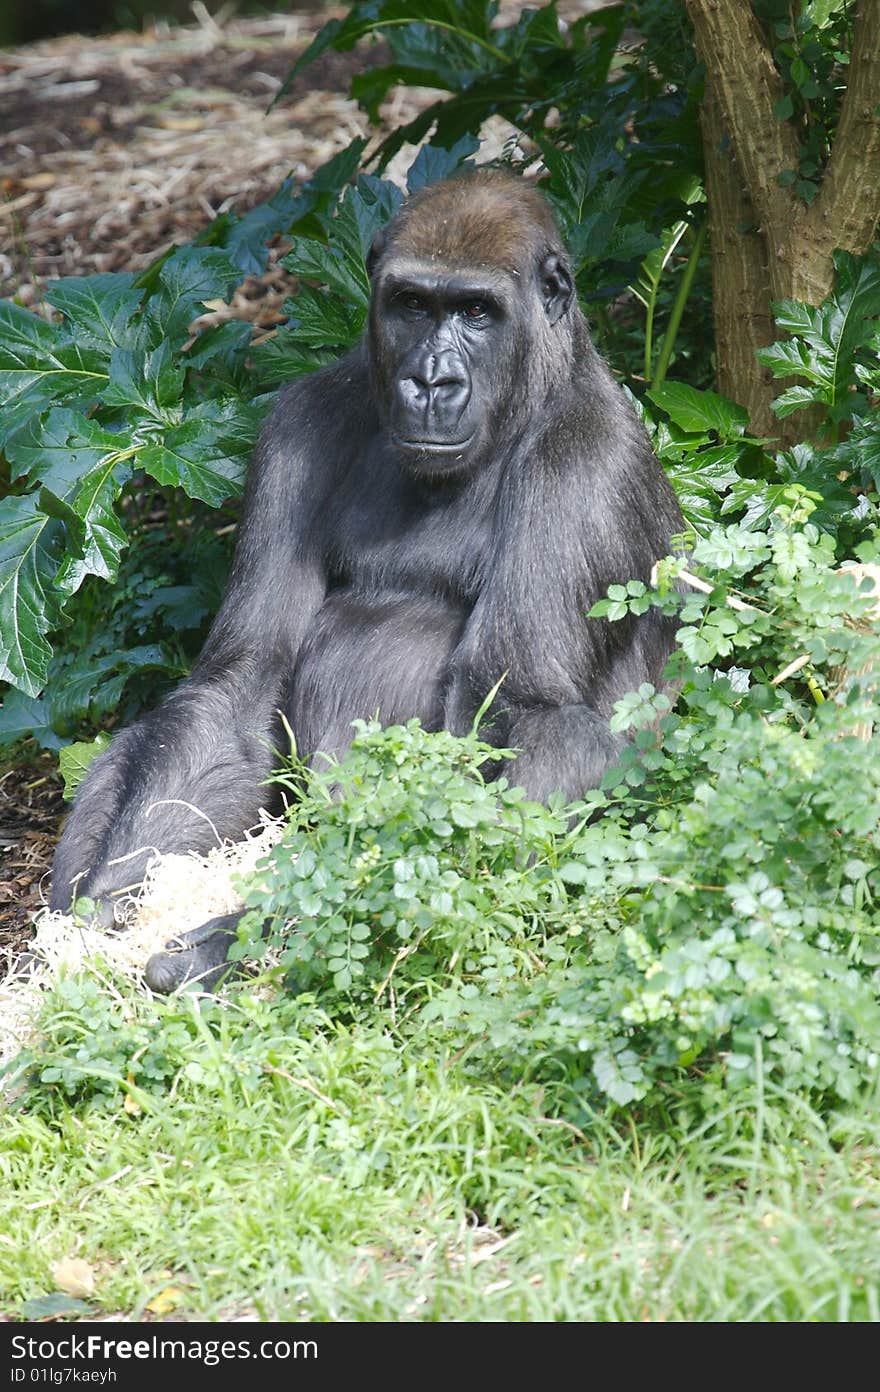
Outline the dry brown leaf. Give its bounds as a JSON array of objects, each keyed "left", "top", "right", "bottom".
[
  {"left": 50, "top": 1257, "right": 96, "bottom": 1297},
  {"left": 146, "top": 1285, "right": 185, "bottom": 1316}
]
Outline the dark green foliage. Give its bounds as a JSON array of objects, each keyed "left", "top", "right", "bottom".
[
  {"left": 750, "top": 245, "right": 880, "bottom": 536},
  {"left": 234, "top": 718, "right": 574, "bottom": 997},
  {"left": 0, "top": 516, "right": 231, "bottom": 752},
  {"left": 0, "top": 250, "right": 264, "bottom": 704},
  {"left": 278, "top": 1, "right": 625, "bottom": 160},
  {"left": 281, "top": 0, "right": 705, "bottom": 314},
  {"left": 638, "top": 246, "right": 880, "bottom": 545},
  {"left": 756, "top": 250, "right": 880, "bottom": 428},
  {"left": 2, "top": 972, "right": 274, "bottom": 1113}
]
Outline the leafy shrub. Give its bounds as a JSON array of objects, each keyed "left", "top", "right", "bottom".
[
  {"left": 234, "top": 717, "right": 577, "bottom": 999},
  {"left": 0, "top": 251, "right": 264, "bottom": 710},
  {"left": 284, "top": 0, "right": 707, "bottom": 343},
  {"left": 4, "top": 973, "right": 217, "bottom": 1111},
  {"left": 2, "top": 971, "right": 331, "bottom": 1116},
  {"left": 235, "top": 497, "right": 880, "bottom": 1114}
]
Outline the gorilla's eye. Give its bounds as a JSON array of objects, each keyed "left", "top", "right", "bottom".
[
  {"left": 399, "top": 293, "right": 429, "bottom": 314},
  {"left": 461, "top": 301, "right": 490, "bottom": 321}
]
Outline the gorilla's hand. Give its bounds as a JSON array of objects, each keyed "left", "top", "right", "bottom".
[{"left": 144, "top": 913, "right": 242, "bottom": 994}]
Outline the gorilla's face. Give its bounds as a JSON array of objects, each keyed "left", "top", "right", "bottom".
[
  {"left": 371, "top": 263, "right": 514, "bottom": 478},
  {"left": 369, "top": 248, "right": 575, "bottom": 481}
]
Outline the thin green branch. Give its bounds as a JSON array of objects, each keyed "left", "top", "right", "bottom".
[{"left": 651, "top": 223, "right": 707, "bottom": 390}]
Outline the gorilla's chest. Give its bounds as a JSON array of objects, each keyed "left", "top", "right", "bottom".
[
  {"left": 325, "top": 465, "right": 494, "bottom": 605},
  {"left": 287, "top": 465, "right": 496, "bottom": 757}
]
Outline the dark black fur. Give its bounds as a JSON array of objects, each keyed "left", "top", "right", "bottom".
[{"left": 49, "top": 170, "right": 683, "bottom": 991}]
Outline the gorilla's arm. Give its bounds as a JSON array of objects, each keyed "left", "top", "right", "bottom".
[
  {"left": 50, "top": 377, "right": 336, "bottom": 920},
  {"left": 448, "top": 367, "right": 682, "bottom": 802}
]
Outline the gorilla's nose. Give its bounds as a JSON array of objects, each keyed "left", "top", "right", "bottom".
[
  {"left": 405, "top": 352, "right": 469, "bottom": 413},
  {"left": 415, "top": 352, "right": 463, "bottom": 389}
]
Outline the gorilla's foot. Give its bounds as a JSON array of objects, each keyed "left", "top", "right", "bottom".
[{"left": 144, "top": 913, "right": 242, "bottom": 994}]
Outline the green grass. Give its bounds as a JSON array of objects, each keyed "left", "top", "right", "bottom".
[{"left": 2, "top": 972, "right": 879, "bottom": 1321}]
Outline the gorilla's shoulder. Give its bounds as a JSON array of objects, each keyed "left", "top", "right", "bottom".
[
  {"left": 272, "top": 345, "right": 370, "bottom": 421},
  {"left": 254, "top": 345, "right": 375, "bottom": 478}
]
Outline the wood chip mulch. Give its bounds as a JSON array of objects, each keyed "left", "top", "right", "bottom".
[
  {"left": 0, "top": 7, "right": 432, "bottom": 310},
  {"left": 0, "top": 759, "right": 65, "bottom": 966}
]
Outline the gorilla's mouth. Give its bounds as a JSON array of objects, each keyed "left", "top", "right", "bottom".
[{"left": 393, "top": 434, "right": 474, "bottom": 455}]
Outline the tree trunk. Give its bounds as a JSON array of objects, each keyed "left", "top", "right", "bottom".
[
  {"left": 699, "top": 75, "right": 776, "bottom": 436},
  {"left": 684, "top": 0, "right": 880, "bottom": 439}
]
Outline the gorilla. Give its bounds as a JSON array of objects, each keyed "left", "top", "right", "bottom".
[{"left": 49, "top": 169, "right": 683, "bottom": 991}]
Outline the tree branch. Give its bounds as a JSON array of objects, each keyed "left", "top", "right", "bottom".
[{"left": 684, "top": 0, "right": 799, "bottom": 244}]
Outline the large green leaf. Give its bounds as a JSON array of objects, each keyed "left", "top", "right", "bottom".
[
  {"left": 139, "top": 247, "right": 241, "bottom": 348},
  {"left": 6, "top": 409, "right": 134, "bottom": 595},
  {"left": 756, "top": 338, "right": 828, "bottom": 385},
  {"left": 0, "top": 495, "right": 61, "bottom": 695},
  {"left": 285, "top": 185, "right": 395, "bottom": 310},
  {"left": 0, "top": 688, "right": 64, "bottom": 751},
  {"left": 58, "top": 733, "right": 112, "bottom": 799},
  {"left": 137, "top": 400, "right": 263, "bottom": 506},
  {"left": 0, "top": 302, "right": 109, "bottom": 447},
  {"left": 248, "top": 333, "right": 336, "bottom": 389},
  {"left": 647, "top": 383, "right": 749, "bottom": 438},
  {"left": 102, "top": 344, "right": 185, "bottom": 414},
  {"left": 759, "top": 251, "right": 880, "bottom": 418},
  {"left": 404, "top": 134, "right": 479, "bottom": 192},
  {"left": 274, "top": 0, "right": 503, "bottom": 107},
  {"left": 284, "top": 237, "right": 368, "bottom": 311},
  {"left": 184, "top": 319, "right": 253, "bottom": 376},
  {"left": 45, "top": 273, "right": 143, "bottom": 353},
  {"left": 285, "top": 287, "right": 365, "bottom": 350},
  {"left": 541, "top": 128, "right": 617, "bottom": 216},
  {"left": 50, "top": 644, "right": 177, "bottom": 729},
  {"left": 663, "top": 448, "right": 742, "bottom": 534},
  {"left": 830, "top": 416, "right": 880, "bottom": 491},
  {"left": 221, "top": 180, "right": 303, "bottom": 276},
  {"left": 305, "top": 138, "right": 371, "bottom": 197}
]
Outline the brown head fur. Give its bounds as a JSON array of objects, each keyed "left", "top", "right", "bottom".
[{"left": 378, "top": 168, "right": 563, "bottom": 276}]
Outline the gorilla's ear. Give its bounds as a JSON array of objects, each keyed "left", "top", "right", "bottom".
[
  {"left": 367, "top": 226, "right": 389, "bottom": 279},
  {"left": 540, "top": 253, "right": 574, "bottom": 326}
]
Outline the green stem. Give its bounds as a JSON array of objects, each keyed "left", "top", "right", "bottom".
[
  {"left": 650, "top": 222, "right": 706, "bottom": 391},
  {"left": 644, "top": 293, "right": 656, "bottom": 384},
  {"left": 370, "top": 18, "right": 509, "bottom": 64}
]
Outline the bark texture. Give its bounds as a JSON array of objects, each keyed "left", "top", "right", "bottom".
[
  {"left": 700, "top": 75, "right": 776, "bottom": 434},
  {"left": 685, "top": 0, "right": 880, "bottom": 436}
]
